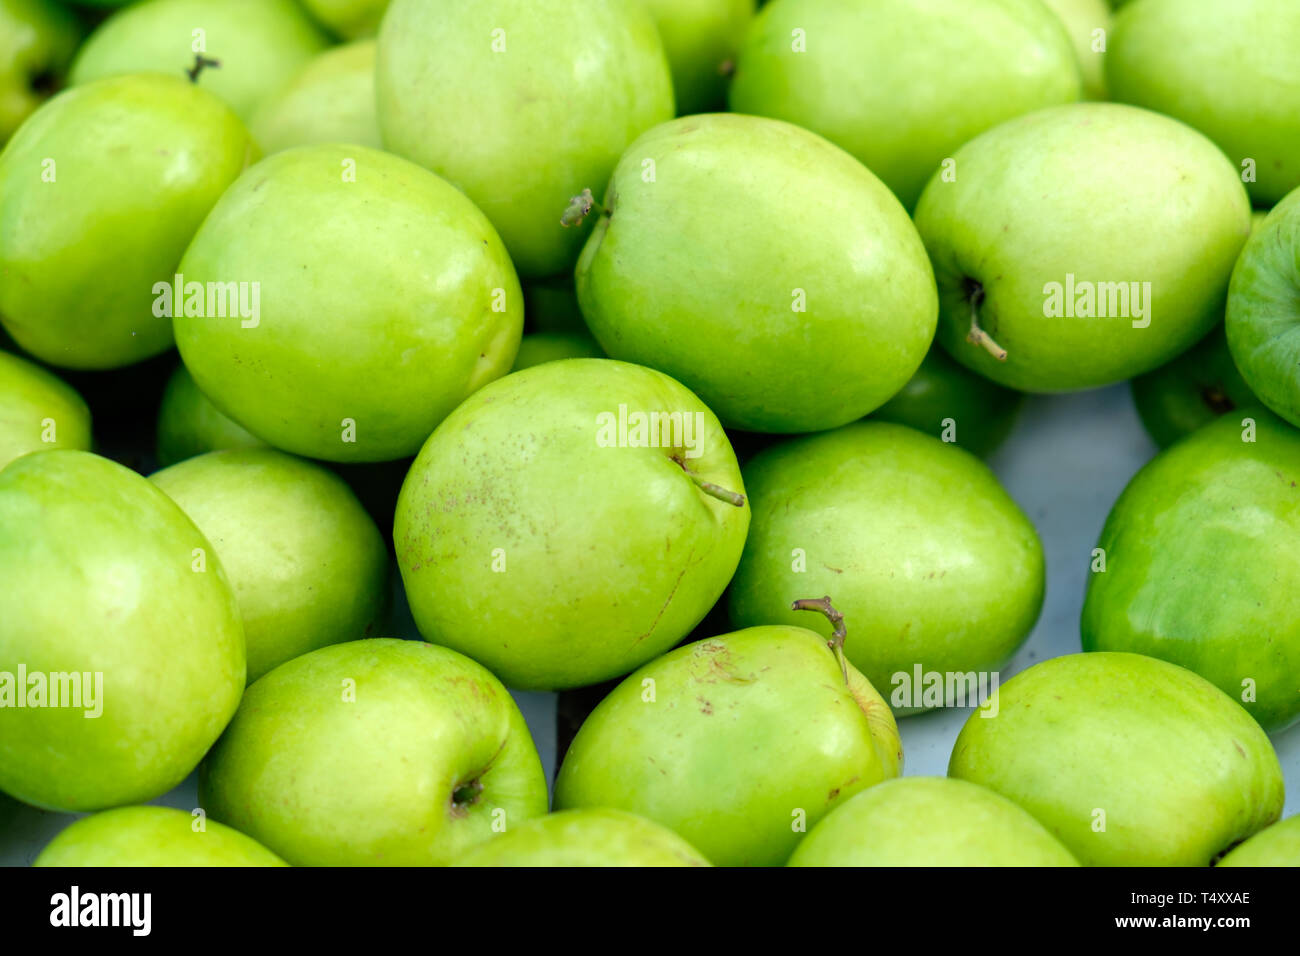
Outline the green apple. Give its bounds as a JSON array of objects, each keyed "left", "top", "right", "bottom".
[
  {"left": 1081, "top": 412, "right": 1300, "bottom": 731},
  {"left": 1107, "top": 0, "right": 1300, "bottom": 207},
  {"left": 728, "top": 0, "right": 1080, "bottom": 210},
  {"left": 35, "top": 806, "right": 287, "bottom": 866},
  {"left": 69, "top": 0, "right": 328, "bottom": 122},
  {"left": 511, "top": 332, "right": 603, "bottom": 372},
  {"left": 299, "top": 0, "right": 388, "bottom": 39},
  {"left": 0, "top": 73, "right": 255, "bottom": 369},
  {"left": 155, "top": 363, "right": 264, "bottom": 467},
  {"left": 949, "top": 652, "right": 1284, "bottom": 866},
  {"left": 0, "top": 450, "right": 245, "bottom": 812},
  {"left": 174, "top": 143, "right": 523, "bottom": 463},
  {"left": 0, "top": 350, "right": 92, "bottom": 469},
  {"left": 249, "top": 40, "right": 380, "bottom": 155},
  {"left": 1040, "top": 0, "right": 1110, "bottom": 100},
  {"left": 1217, "top": 815, "right": 1300, "bottom": 867},
  {"left": 729, "top": 422, "right": 1044, "bottom": 712},
  {"left": 200, "top": 638, "right": 548, "bottom": 866},
  {"left": 152, "top": 449, "right": 389, "bottom": 683},
  {"left": 576, "top": 113, "right": 937, "bottom": 433},
  {"left": 555, "top": 623, "right": 902, "bottom": 867},
  {"left": 639, "top": 0, "right": 755, "bottom": 115},
  {"left": 452, "top": 808, "right": 711, "bottom": 867},
  {"left": 787, "top": 777, "right": 1079, "bottom": 867},
  {"left": 0, "top": 0, "right": 82, "bottom": 142},
  {"left": 394, "top": 358, "right": 749, "bottom": 690},
  {"left": 914, "top": 102, "right": 1253, "bottom": 393},
  {"left": 376, "top": 0, "right": 674, "bottom": 278}
]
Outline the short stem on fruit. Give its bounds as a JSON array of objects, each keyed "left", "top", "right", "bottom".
[
  {"left": 965, "top": 282, "right": 1007, "bottom": 362},
  {"left": 186, "top": 54, "right": 221, "bottom": 84},
  {"left": 450, "top": 778, "right": 483, "bottom": 817},
  {"left": 791, "top": 595, "right": 849, "bottom": 684},
  {"left": 672, "top": 456, "right": 746, "bottom": 507},
  {"left": 560, "top": 188, "right": 605, "bottom": 228}
]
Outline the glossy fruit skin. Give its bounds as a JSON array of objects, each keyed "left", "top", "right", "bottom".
[
  {"left": 300, "top": 0, "right": 389, "bottom": 39},
  {"left": 1081, "top": 412, "right": 1300, "bottom": 732},
  {"left": 200, "top": 638, "right": 548, "bottom": 867},
  {"left": 787, "top": 777, "right": 1079, "bottom": 867},
  {"left": 729, "top": 422, "right": 1044, "bottom": 712},
  {"left": 249, "top": 40, "right": 380, "bottom": 155},
  {"left": 577, "top": 113, "right": 937, "bottom": 433},
  {"left": 555, "top": 626, "right": 901, "bottom": 867},
  {"left": 640, "top": 0, "right": 755, "bottom": 115},
  {"left": 511, "top": 332, "right": 603, "bottom": 372},
  {"left": 0, "top": 451, "right": 245, "bottom": 812},
  {"left": 376, "top": 0, "right": 674, "bottom": 278},
  {"left": 1040, "top": 0, "right": 1110, "bottom": 100},
  {"left": 34, "top": 806, "right": 287, "bottom": 867},
  {"left": 174, "top": 144, "right": 522, "bottom": 463},
  {"left": 1217, "top": 815, "right": 1300, "bottom": 867},
  {"left": 1107, "top": 0, "right": 1300, "bottom": 206},
  {"left": 728, "top": 0, "right": 1081, "bottom": 210},
  {"left": 0, "top": 350, "right": 91, "bottom": 469},
  {"left": 0, "top": 0, "right": 82, "bottom": 142},
  {"left": 0, "top": 74, "right": 255, "bottom": 370},
  {"left": 452, "top": 808, "right": 711, "bottom": 867},
  {"left": 394, "top": 359, "right": 749, "bottom": 691},
  {"left": 949, "top": 652, "right": 1284, "bottom": 866},
  {"left": 915, "top": 102, "right": 1253, "bottom": 393},
  {"left": 154, "top": 363, "right": 264, "bottom": 467}
]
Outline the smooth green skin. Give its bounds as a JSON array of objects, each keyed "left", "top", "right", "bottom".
[
  {"left": 249, "top": 40, "right": 380, "bottom": 155},
  {"left": 0, "top": 451, "right": 245, "bottom": 812},
  {"left": 1107, "top": 0, "right": 1300, "bottom": 207},
  {"left": 35, "top": 806, "right": 287, "bottom": 867},
  {"left": 376, "top": 0, "right": 674, "bottom": 278},
  {"left": 728, "top": 0, "right": 1080, "bottom": 211},
  {"left": 511, "top": 332, "right": 603, "bottom": 372},
  {"left": 151, "top": 449, "right": 389, "bottom": 683},
  {"left": 0, "top": 350, "right": 91, "bottom": 469},
  {"left": 452, "top": 808, "right": 711, "bottom": 867},
  {"left": 0, "top": 0, "right": 81, "bottom": 141},
  {"left": 640, "top": 0, "right": 755, "bottom": 115},
  {"left": 869, "top": 346, "right": 1024, "bottom": 457},
  {"left": 395, "top": 359, "right": 750, "bottom": 691},
  {"left": 155, "top": 363, "right": 264, "bottom": 467},
  {"left": 555, "top": 626, "right": 901, "bottom": 867},
  {"left": 174, "top": 144, "right": 523, "bottom": 463},
  {"left": 1226, "top": 186, "right": 1300, "bottom": 429},
  {"left": 69, "top": 0, "right": 328, "bottom": 122},
  {"left": 577, "top": 114, "right": 938, "bottom": 433},
  {"left": 914, "top": 102, "right": 1253, "bottom": 393},
  {"left": 729, "top": 423, "right": 1044, "bottom": 713},
  {"left": 949, "top": 652, "right": 1284, "bottom": 867},
  {"left": 200, "top": 639, "right": 548, "bottom": 867},
  {"left": 1040, "top": 0, "right": 1109, "bottom": 101},
  {"left": 787, "top": 777, "right": 1079, "bottom": 867},
  {"left": 0, "top": 74, "right": 254, "bottom": 370},
  {"left": 1218, "top": 815, "right": 1300, "bottom": 867},
  {"left": 299, "top": 0, "right": 388, "bottom": 39},
  {"left": 1081, "top": 413, "right": 1300, "bottom": 732}
]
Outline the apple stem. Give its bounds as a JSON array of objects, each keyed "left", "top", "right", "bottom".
[
  {"left": 560, "top": 188, "right": 605, "bottom": 228},
  {"left": 185, "top": 54, "right": 221, "bottom": 84},
  {"left": 965, "top": 284, "right": 1007, "bottom": 362},
  {"left": 791, "top": 595, "right": 849, "bottom": 684},
  {"left": 674, "top": 458, "right": 746, "bottom": 507}
]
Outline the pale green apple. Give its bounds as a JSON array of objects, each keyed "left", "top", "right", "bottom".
[
  {"left": 152, "top": 449, "right": 389, "bottom": 683},
  {"left": 376, "top": 0, "right": 674, "bottom": 278},
  {"left": 299, "top": 0, "right": 389, "bottom": 39},
  {"left": 35, "top": 806, "right": 287, "bottom": 866},
  {"left": 69, "top": 0, "right": 328, "bottom": 122},
  {"left": 155, "top": 363, "right": 264, "bottom": 467},
  {"left": 249, "top": 40, "right": 380, "bottom": 155},
  {"left": 200, "top": 638, "right": 548, "bottom": 866},
  {"left": 452, "top": 808, "right": 711, "bottom": 867},
  {"left": 0, "top": 74, "right": 255, "bottom": 369},
  {"left": 914, "top": 102, "right": 1253, "bottom": 393},
  {"left": 639, "top": 0, "right": 755, "bottom": 115},
  {"left": 728, "top": 0, "right": 1081, "bottom": 210},
  {"left": 174, "top": 144, "right": 523, "bottom": 463},
  {"left": 576, "top": 113, "right": 937, "bottom": 433},
  {"left": 0, "top": 0, "right": 82, "bottom": 141},
  {"left": 0, "top": 350, "right": 92, "bottom": 469},
  {"left": 787, "top": 777, "right": 1079, "bottom": 867},
  {"left": 1040, "top": 0, "right": 1110, "bottom": 100},
  {"left": 949, "top": 652, "right": 1284, "bottom": 866},
  {"left": 1217, "top": 815, "right": 1300, "bottom": 867},
  {"left": 0, "top": 451, "right": 245, "bottom": 812},
  {"left": 1107, "top": 0, "right": 1300, "bottom": 206},
  {"left": 729, "top": 422, "right": 1044, "bottom": 712},
  {"left": 511, "top": 332, "right": 603, "bottom": 372},
  {"left": 394, "top": 358, "right": 749, "bottom": 690}
]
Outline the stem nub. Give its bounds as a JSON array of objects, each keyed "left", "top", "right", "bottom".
[
  {"left": 791, "top": 595, "right": 849, "bottom": 684},
  {"left": 186, "top": 54, "right": 221, "bottom": 84},
  {"left": 674, "top": 457, "right": 746, "bottom": 507},
  {"left": 560, "top": 188, "right": 604, "bottom": 228},
  {"left": 964, "top": 280, "right": 1007, "bottom": 361}
]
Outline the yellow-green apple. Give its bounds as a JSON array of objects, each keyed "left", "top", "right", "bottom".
[
  {"left": 1217, "top": 816, "right": 1300, "bottom": 867},
  {"left": 639, "top": 0, "right": 755, "bottom": 114},
  {"left": 452, "top": 809, "right": 711, "bottom": 867},
  {"left": 0, "top": 350, "right": 91, "bottom": 469},
  {"left": 154, "top": 363, "right": 264, "bottom": 467},
  {"left": 1040, "top": 0, "right": 1110, "bottom": 100},
  {"left": 299, "top": 0, "right": 389, "bottom": 39},
  {"left": 249, "top": 40, "right": 380, "bottom": 154},
  {"left": 0, "top": 0, "right": 81, "bottom": 141},
  {"left": 35, "top": 806, "right": 287, "bottom": 866}
]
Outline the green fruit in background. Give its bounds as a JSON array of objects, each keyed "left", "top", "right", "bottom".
[
  {"left": 34, "top": 806, "right": 287, "bottom": 866},
  {"left": 555, "top": 624, "right": 902, "bottom": 867},
  {"left": 1217, "top": 815, "right": 1300, "bottom": 867},
  {"left": 174, "top": 144, "right": 523, "bottom": 463},
  {"left": 576, "top": 113, "right": 937, "bottom": 433},
  {"left": 151, "top": 449, "right": 389, "bottom": 683},
  {"left": 728, "top": 0, "right": 1080, "bottom": 210},
  {"left": 299, "top": 0, "right": 389, "bottom": 39},
  {"left": 0, "top": 350, "right": 92, "bottom": 470},
  {"left": 1081, "top": 412, "right": 1300, "bottom": 731},
  {"left": 511, "top": 333, "right": 603, "bottom": 372},
  {"left": 376, "top": 0, "right": 674, "bottom": 278},
  {"left": 729, "top": 423, "right": 1044, "bottom": 713},
  {"left": 1107, "top": 0, "right": 1300, "bottom": 207},
  {"left": 0, "top": 451, "right": 244, "bottom": 812},
  {"left": 452, "top": 808, "right": 711, "bottom": 867},
  {"left": 523, "top": 277, "right": 587, "bottom": 335},
  {"left": 69, "top": 0, "right": 328, "bottom": 122},
  {"left": 949, "top": 652, "right": 1284, "bottom": 866},
  {"left": 0, "top": 0, "right": 82, "bottom": 142},
  {"left": 395, "top": 359, "right": 749, "bottom": 690},
  {"left": 249, "top": 40, "right": 380, "bottom": 154},
  {"left": 1040, "top": 0, "right": 1110, "bottom": 100},
  {"left": 200, "top": 639, "right": 548, "bottom": 866},
  {"left": 639, "top": 0, "right": 755, "bottom": 115},
  {"left": 155, "top": 363, "right": 264, "bottom": 467},
  {"left": 914, "top": 103, "right": 1252, "bottom": 393},
  {"left": 0, "top": 74, "right": 254, "bottom": 370},
  {"left": 787, "top": 777, "right": 1079, "bottom": 867}
]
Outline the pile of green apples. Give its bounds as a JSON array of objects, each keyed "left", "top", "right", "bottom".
[{"left": 1, "top": 0, "right": 1298, "bottom": 869}]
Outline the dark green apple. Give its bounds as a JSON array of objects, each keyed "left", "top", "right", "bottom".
[
  {"left": 155, "top": 363, "right": 264, "bottom": 467},
  {"left": 0, "top": 0, "right": 82, "bottom": 142},
  {"left": 640, "top": 0, "right": 755, "bottom": 115}
]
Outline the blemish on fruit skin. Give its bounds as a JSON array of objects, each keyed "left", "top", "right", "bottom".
[{"left": 1234, "top": 741, "right": 1246, "bottom": 758}]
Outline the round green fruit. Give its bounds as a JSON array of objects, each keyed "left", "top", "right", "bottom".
[
  {"left": 35, "top": 806, "right": 287, "bottom": 867},
  {"left": 154, "top": 363, "right": 264, "bottom": 467},
  {"left": 249, "top": 40, "right": 380, "bottom": 155},
  {"left": 0, "top": 0, "right": 83, "bottom": 142},
  {"left": 1040, "top": 0, "right": 1111, "bottom": 100},
  {"left": 0, "top": 350, "right": 91, "bottom": 470},
  {"left": 299, "top": 0, "right": 389, "bottom": 39},
  {"left": 511, "top": 332, "right": 603, "bottom": 372},
  {"left": 452, "top": 808, "right": 711, "bottom": 867},
  {"left": 640, "top": 0, "right": 755, "bottom": 115},
  {"left": 1217, "top": 815, "right": 1300, "bottom": 867}
]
